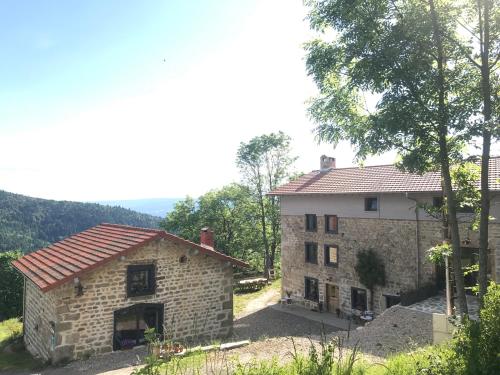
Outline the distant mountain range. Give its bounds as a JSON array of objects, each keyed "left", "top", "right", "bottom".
[
  {"left": 95, "top": 198, "right": 181, "bottom": 217},
  {"left": 0, "top": 190, "right": 162, "bottom": 253}
]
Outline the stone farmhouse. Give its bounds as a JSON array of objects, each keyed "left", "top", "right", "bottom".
[
  {"left": 12, "top": 223, "right": 247, "bottom": 363},
  {"left": 270, "top": 156, "right": 500, "bottom": 315}
]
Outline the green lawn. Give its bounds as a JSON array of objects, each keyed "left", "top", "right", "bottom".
[
  {"left": 234, "top": 278, "right": 281, "bottom": 316},
  {"left": 0, "top": 318, "right": 44, "bottom": 372}
]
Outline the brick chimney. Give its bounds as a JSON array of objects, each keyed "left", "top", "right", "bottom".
[
  {"left": 320, "top": 155, "right": 336, "bottom": 171},
  {"left": 200, "top": 227, "right": 214, "bottom": 248}
]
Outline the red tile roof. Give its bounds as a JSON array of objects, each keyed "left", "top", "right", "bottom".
[
  {"left": 270, "top": 157, "right": 500, "bottom": 195},
  {"left": 12, "top": 223, "right": 248, "bottom": 292}
]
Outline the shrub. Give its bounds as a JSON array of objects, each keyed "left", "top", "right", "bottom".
[
  {"left": 452, "top": 282, "right": 500, "bottom": 375},
  {"left": 354, "top": 249, "right": 386, "bottom": 310},
  {"left": 0, "top": 251, "right": 24, "bottom": 320}
]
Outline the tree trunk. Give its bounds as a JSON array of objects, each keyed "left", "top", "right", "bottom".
[
  {"left": 478, "top": 0, "right": 492, "bottom": 306},
  {"left": 255, "top": 169, "right": 270, "bottom": 277},
  {"left": 429, "top": 0, "right": 468, "bottom": 316}
]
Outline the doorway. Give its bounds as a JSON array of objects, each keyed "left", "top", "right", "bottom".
[
  {"left": 325, "top": 284, "right": 339, "bottom": 313},
  {"left": 113, "top": 303, "right": 164, "bottom": 350}
]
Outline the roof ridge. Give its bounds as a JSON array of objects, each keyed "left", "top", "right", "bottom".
[
  {"left": 312, "top": 155, "right": 500, "bottom": 173},
  {"left": 100, "top": 223, "right": 165, "bottom": 234}
]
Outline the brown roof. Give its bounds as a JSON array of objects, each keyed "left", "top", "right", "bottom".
[
  {"left": 270, "top": 157, "right": 500, "bottom": 195},
  {"left": 12, "top": 223, "right": 248, "bottom": 292}
]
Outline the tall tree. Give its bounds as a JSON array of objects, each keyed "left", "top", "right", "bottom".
[
  {"left": 447, "top": 0, "right": 500, "bottom": 304},
  {"left": 305, "top": 0, "right": 481, "bottom": 315},
  {"left": 237, "top": 132, "right": 296, "bottom": 276}
]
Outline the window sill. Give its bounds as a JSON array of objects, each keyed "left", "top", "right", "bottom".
[{"left": 127, "top": 292, "right": 156, "bottom": 299}]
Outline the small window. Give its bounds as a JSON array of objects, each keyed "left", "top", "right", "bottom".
[
  {"left": 364, "top": 197, "right": 378, "bottom": 211},
  {"left": 385, "top": 295, "right": 401, "bottom": 308},
  {"left": 305, "top": 277, "right": 319, "bottom": 302},
  {"left": 325, "top": 215, "right": 338, "bottom": 234},
  {"left": 127, "top": 264, "right": 155, "bottom": 297},
  {"left": 324, "top": 245, "right": 338, "bottom": 267},
  {"left": 305, "top": 242, "right": 318, "bottom": 264},
  {"left": 351, "top": 287, "right": 367, "bottom": 311},
  {"left": 305, "top": 214, "right": 317, "bottom": 231},
  {"left": 432, "top": 196, "right": 444, "bottom": 208}
]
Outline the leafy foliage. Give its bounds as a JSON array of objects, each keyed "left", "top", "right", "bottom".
[
  {"left": 237, "top": 132, "right": 297, "bottom": 273},
  {"left": 452, "top": 282, "right": 500, "bottom": 375},
  {"left": 0, "top": 190, "right": 160, "bottom": 253},
  {"left": 304, "top": 0, "right": 487, "bottom": 316},
  {"left": 161, "top": 184, "right": 265, "bottom": 268},
  {"left": 354, "top": 249, "right": 386, "bottom": 310},
  {"left": 427, "top": 242, "right": 452, "bottom": 265},
  {"left": 0, "top": 251, "right": 24, "bottom": 320}
]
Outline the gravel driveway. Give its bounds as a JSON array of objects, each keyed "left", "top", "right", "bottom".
[
  {"left": 11, "top": 304, "right": 432, "bottom": 375},
  {"left": 12, "top": 305, "right": 339, "bottom": 375}
]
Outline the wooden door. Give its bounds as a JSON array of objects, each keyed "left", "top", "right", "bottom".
[{"left": 326, "top": 284, "right": 339, "bottom": 312}]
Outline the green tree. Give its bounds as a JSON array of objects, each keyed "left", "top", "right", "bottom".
[
  {"left": 237, "top": 132, "right": 296, "bottom": 275},
  {"left": 448, "top": 0, "right": 500, "bottom": 305},
  {"left": 0, "top": 251, "right": 24, "bottom": 320},
  {"left": 160, "top": 184, "right": 263, "bottom": 268},
  {"left": 160, "top": 197, "right": 200, "bottom": 243},
  {"left": 304, "top": 0, "right": 482, "bottom": 315},
  {"left": 354, "top": 249, "right": 386, "bottom": 311}
]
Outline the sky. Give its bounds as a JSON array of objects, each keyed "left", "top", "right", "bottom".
[{"left": 0, "top": 0, "right": 452, "bottom": 201}]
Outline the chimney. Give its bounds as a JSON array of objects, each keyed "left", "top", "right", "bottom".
[
  {"left": 200, "top": 227, "right": 214, "bottom": 248},
  {"left": 320, "top": 155, "right": 336, "bottom": 171}
]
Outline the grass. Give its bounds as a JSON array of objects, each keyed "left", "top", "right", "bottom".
[
  {"left": 233, "top": 278, "right": 281, "bottom": 316},
  {"left": 0, "top": 318, "right": 44, "bottom": 372}
]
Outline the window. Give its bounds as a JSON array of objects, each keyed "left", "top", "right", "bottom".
[
  {"left": 324, "top": 245, "right": 338, "bottom": 267},
  {"left": 305, "top": 214, "right": 317, "bottom": 231},
  {"left": 384, "top": 295, "right": 401, "bottom": 309},
  {"left": 325, "top": 215, "right": 338, "bottom": 233},
  {"left": 305, "top": 242, "right": 318, "bottom": 264},
  {"left": 432, "top": 196, "right": 444, "bottom": 208},
  {"left": 305, "top": 277, "right": 319, "bottom": 302},
  {"left": 127, "top": 265, "right": 155, "bottom": 297},
  {"left": 351, "top": 287, "right": 367, "bottom": 311},
  {"left": 364, "top": 197, "right": 378, "bottom": 211}
]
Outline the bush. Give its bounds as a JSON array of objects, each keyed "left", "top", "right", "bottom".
[
  {"left": 0, "top": 251, "right": 24, "bottom": 320},
  {"left": 451, "top": 282, "right": 500, "bottom": 375}
]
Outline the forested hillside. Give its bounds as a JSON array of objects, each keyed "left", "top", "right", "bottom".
[{"left": 0, "top": 190, "right": 161, "bottom": 253}]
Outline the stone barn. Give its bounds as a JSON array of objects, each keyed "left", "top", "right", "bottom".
[{"left": 12, "top": 223, "right": 247, "bottom": 363}]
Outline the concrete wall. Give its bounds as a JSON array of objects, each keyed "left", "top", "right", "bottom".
[{"left": 24, "top": 238, "right": 234, "bottom": 362}]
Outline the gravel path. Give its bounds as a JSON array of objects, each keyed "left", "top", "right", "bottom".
[
  {"left": 236, "top": 288, "right": 280, "bottom": 318},
  {"left": 339, "top": 305, "right": 433, "bottom": 359},
  {"left": 12, "top": 305, "right": 432, "bottom": 375}
]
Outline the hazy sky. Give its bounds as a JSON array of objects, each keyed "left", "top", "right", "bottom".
[{"left": 1, "top": 0, "right": 407, "bottom": 201}]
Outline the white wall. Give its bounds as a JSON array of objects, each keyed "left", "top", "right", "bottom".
[{"left": 280, "top": 192, "right": 500, "bottom": 222}]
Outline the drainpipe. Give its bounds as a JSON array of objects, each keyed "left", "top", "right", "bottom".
[{"left": 406, "top": 193, "right": 421, "bottom": 289}]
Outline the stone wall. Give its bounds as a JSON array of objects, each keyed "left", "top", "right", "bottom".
[
  {"left": 281, "top": 214, "right": 500, "bottom": 314},
  {"left": 23, "top": 278, "right": 57, "bottom": 361},
  {"left": 23, "top": 238, "right": 234, "bottom": 362}
]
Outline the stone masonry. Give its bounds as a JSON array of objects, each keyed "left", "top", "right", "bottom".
[
  {"left": 23, "top": 238, "right": 234, "bottom": 363},
  {"left": 281, "top": 214, "right": 500, "bottom": 315}
]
